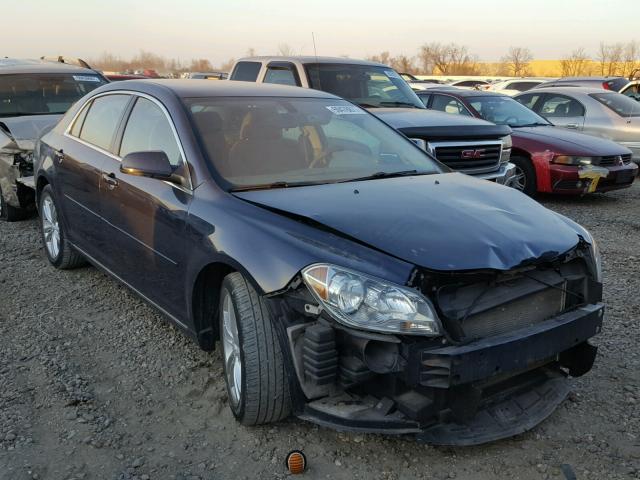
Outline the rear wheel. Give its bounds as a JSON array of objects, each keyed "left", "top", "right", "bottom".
[
  {"left": 510, "top": 155, "right": 537, "bottom": 196},
  {"left": 0, "top": 184, "right": 28, "bottom": 222},
  {"left": 39, "top": 185, "right": 85, "bottom": 269},
  {"left": 219, "top": 272, "right": 292, "bottom": 425}
]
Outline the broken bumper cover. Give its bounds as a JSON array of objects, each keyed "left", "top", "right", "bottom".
[
  {"left": 297, "top": 303, "right": 603, "bottom": 445},
  {"left": 473, "top": 161, "right": 516, "bottom": 185}
]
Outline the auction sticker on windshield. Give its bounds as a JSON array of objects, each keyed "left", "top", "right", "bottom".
[
  {"left": 72, "top": 75, "right": 101, "bottom": 82},
  {"left": 325, "top": 105, "right": 365, "bottom": 115}
]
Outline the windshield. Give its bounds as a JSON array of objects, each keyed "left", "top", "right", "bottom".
[
  {"left": 186, "top": 97, "right": 442, "bottom": 189},
  {"left": 0, "top": 73, "right": 106, "bottom": 117},
  {"left": 468, "top": 96, "right": 550, "bottom": 127},
  {"left": 304, "top": 64, "right": 424, "bottom": 109},
  {"left": 589, "top": 92, "right": 640, "bottom": 117}
]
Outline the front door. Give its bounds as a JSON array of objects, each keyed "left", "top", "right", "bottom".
[{"left": 99, "top": 95, "right": 192, "bottom": 319}]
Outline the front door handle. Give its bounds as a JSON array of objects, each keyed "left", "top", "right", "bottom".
[
  {"left": 566, "top": 123, "right": 579, "bottom": 129},
  {"left": 102, "top": 172, "right": 118, "bottom": 189}
]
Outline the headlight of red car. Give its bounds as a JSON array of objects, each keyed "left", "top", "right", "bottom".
[{"left": 553, "top": 155, "right": 594, "bottom": 166}]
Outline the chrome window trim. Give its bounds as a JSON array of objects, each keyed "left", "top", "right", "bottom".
[{"left": 64, "top": 89, "right": 194, "bottom": 192}]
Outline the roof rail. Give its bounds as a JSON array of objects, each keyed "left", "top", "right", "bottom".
[{"left": 40, "top": 56, "right": 92, "bottom": 69}]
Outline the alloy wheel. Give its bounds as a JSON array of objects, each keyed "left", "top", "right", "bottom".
[
  {"left": 222, "top": 291, "right": 242, "bottom": 408},
  {"left": 512, "top": 165, "right": 527, "bottom": 191},
  {"left": 41, "top": 196, "right": 61, "bottom": 259}
]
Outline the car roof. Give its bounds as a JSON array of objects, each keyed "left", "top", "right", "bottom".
[
  {"left": 99, "top": 79, "right": 341, "bottom": 99},
  {"left": 417, "top": 88, "right": 509, "bottom": 99},
  {"left": 555, "top": 76, "right": 625, "bottom": 81},
  {"left": 236, "top": 56, "right": 389, "bottom": 68},
  {"left": 518, "top": 86, "right": 608, "bottom": 96},
  {"left": 0, "top": 58, "right": 99, "bottom": 75}
]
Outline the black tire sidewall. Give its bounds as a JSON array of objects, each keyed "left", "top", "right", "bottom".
[
  {"left": 511, "top": 155, "right": 537, "bottom": 196},
  {"left": 219, "top": 280, "right": 247, "bottom": 420},
  {"left": 39, "top": 186, "right": 64, "bottom": 266}
]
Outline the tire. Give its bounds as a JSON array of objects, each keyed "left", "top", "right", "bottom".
[
  {"left": 510, "top": 155, "right": 537, "bottom": 197},
  {"left": 0, "top": 183, "right": 29, "bottom": 222},
  {"left": 219, "top": 272, "right": 292, "bottom": 425},
  {"left": 39, "top": 185, "right": 85, "bottom": 269}
]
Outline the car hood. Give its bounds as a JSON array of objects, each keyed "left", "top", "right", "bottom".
[
  {"left": 0, "top": 114, "right": 62, "bottom": 151},
  {"left": 371, "top": 108, "right": 511, "bottom": 140},
  {"left": 233, "top": 173, "right": 583, "bottom": 272},
  {"left": 512, "top": 125, "right": 631, "bottom": 155}
]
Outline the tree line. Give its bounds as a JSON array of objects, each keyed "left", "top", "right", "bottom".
[{"left": 88, "top": 41, "right": 640, "bottom": 78}]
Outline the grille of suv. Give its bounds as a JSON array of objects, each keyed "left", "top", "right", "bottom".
[{"left": 429, "top": 141, "right": 503, "bottom": 174}]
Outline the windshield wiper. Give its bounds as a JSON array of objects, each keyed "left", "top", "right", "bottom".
[
  {"left": 380, "top": 101, "right": 421, "bottom": 109},
  {"left": 512, "top": 122, "right": 550, "bottom": 128},
  {"left": 338, "top": 169, "right": 423, "bottom": 183},
  {"left": 230, "top": 180, "right": 328, "bottom": 192}
]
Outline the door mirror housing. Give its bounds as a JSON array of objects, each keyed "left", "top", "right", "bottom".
[{"left": 121, "top": 151, "right": 173, "bottom": 179}]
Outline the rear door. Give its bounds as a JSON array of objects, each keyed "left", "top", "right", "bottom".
[
  {"left": 99, "top": 94, "right": 192, "bottom": 318},
  {"left": 57, "top": 93, "right": 131, "bottom": 262},
  {"left": 535, "top": 94, "right": 586, "bottom": 130}
]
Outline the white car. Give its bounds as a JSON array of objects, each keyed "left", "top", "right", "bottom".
[{"left": 486, "top": 79, "right": 550, "bottom": 96}]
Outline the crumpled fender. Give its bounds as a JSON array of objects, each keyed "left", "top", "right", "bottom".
[{"left": 530, "top": 150, "right": 554, "bottom": 193}]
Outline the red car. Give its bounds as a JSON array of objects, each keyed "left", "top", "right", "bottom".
[{"left": 417, "top": 89, "right": 638, "bottom": 195}]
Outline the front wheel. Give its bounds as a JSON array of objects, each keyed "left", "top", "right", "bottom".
[
  {"left": 39, "top": 185, "right": 85, "bottom": 269},
  {"left": 219, "top": 272, "right": 292, "bottom": 425},
  {"left": 510, "top": 155, "right": 537, "bottom": 196}
]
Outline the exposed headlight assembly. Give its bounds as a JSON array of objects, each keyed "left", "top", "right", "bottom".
[
  {"left": 588, "top": 236, "right": 603, "bottom": 283},
  {"left": 553, "top": 155, "right": 593, "bottom": 166},
  {"left": 302, "top": 264, "right": 441, "bottom": 336}
]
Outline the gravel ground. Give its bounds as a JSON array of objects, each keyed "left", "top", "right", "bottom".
[{"left": 1, "top": 182, "right": 639, "bottom": 480}]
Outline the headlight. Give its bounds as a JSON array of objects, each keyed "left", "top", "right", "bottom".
[
  {"left": 553, "top": 155, "right": 593, "bottom": 166},
  {"left": 589, "top": 237, "right": 603, "bottom": 283},
  {"left": 501, "top": 135, "right": 512, "bottom": 163},
  {"left": 302, "top": 264, "right": 441, "bottom": 336}
]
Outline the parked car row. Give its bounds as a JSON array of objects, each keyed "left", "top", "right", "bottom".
[{"left": 0, "top": 54, "right": 626, "bottom": 446}]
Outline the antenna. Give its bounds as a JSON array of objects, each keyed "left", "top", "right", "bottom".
[{"left": 312, "top": 32, "right": 321, "bottom": 91}]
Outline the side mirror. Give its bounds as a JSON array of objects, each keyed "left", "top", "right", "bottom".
[{"left": 121, "top": 151, "right": 173, "bottom": 179}]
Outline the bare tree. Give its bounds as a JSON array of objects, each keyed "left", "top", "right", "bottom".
[
  {"left": 277, "top": 43, "right": 296, "bottom": 56},
  {"left": 246, "top": 47, "right": 257, "bottom": 57},
  {"left": 366, "top": 51, "right": 392, "bottom": 66},
  {"left": 623, "top": 41, "right": 640, "bottom": 77},
  {"left": 390, "top": 55, "right": 416, "bottom": 74},
  {"left": 560, "top": 48, "right": 591, "bottom": 77},
  {"left": 218, "top": 58, "right": 236, "bottom": 73},
  {"left": 417, "top": 43, "right": 479, "bottom": 75},
  {"left": 500, "top": 47, "right": 533, "bottom": 76},
  {"left": 597, "top": 42, "right": 624, "bottom": 76}
]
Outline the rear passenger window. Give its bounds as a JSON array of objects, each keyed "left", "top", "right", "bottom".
[
  {"left": 539, "top": 95, "right": 585, "bottom": 117},
  {"left": 264, "top": 66, "right": 299, "bottom": 86},
  {"left": 430, "top": 95, "right": 471, "bottom": 116},
  {"left": 230, "top": 62, "right": 262, "bottom": 82},
  {"left": 515, "top": 93, "right": 541, "bottom": 110},
  {"left": 79, "top": 94, "right": 130, "bottom": 151},
  {"left": 120, "top": 97, "right": 182, "bottom": 166}
]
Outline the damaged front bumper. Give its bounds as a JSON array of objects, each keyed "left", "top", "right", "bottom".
[{"left": 280, "top": 287, "right": 603, "bottom": 445}]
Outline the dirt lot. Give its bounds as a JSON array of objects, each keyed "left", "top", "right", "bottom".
[{"left": 1, "top": 183, "right": 639, "bottom": 480}]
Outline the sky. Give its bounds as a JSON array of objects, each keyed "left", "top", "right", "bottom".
[{"left": 2, "top": 0, "right": 639, "bottom": 65}]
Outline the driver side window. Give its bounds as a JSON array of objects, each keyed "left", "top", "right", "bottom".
[{"left": 120, "top": 97, "right": 183, "bottom": 167}]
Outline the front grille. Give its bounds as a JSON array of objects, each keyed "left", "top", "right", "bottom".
[
  {"left": 462, "top": 287, "right": 565, "bottom": 339},
  {"left": 598, "top": 154, "right": 632, "bottom": 166},
  {"left": 430, "top": 142, "right": 502, "bottom": 174}
]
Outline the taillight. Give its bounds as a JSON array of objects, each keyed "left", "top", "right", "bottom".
[{"left": 602, "top": 81, "right": 611, "bottom": 90}]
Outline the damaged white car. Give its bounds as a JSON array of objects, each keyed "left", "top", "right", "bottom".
[{"left": 0, "top": 59, "right": 107, "bottom": 220}]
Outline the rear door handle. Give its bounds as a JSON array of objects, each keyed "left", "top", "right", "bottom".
[{"left": 102, "top": 172, "right": 118, "bottom": 189}]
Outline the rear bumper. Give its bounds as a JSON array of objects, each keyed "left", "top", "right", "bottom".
[
  {"left": 549, "top": 163, "right": 637, "bottom": 193},
  {"left": 293, "top": 303, "right": 603, "bottom": 445},
  {"left": 473, "top": 162, "right": 516, "bottom": 185}
]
